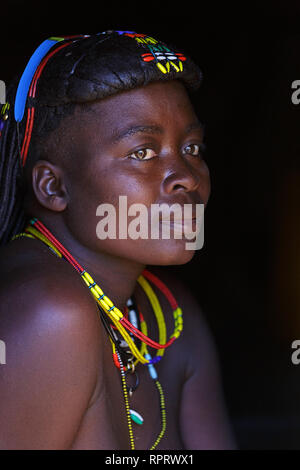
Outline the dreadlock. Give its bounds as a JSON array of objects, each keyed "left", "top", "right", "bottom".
[
  {"left": 0, "top": 79, "right": 26, "bottom": 244},
  {"left": 0, "top": 30, "right": 202, "bottom": 245}
]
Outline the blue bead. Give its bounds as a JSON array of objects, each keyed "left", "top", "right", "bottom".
[
  {"left": 150, "top": 356, "right": 162, "bottom": 365},
  {"left": 145, "top": 353, "right": 158, "bottom": 380}
]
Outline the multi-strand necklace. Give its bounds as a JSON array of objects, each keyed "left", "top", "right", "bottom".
[{"left": 14, "top": 217, "right": 184, "bottom": 449}]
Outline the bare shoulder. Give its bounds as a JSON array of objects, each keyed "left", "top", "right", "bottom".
[
  {"left": 0, "top": 239, "right": 103, "bottom": 449},
  {"left": 0, "top": 238, "right": 102, "bottom": 351}
]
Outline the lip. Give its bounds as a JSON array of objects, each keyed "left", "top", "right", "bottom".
[
  {"left": 159, "top": 218, "right": 198, "bottom": 237},
  {"left": 157, "top": 198, "right": 203, "bottom": 214},
  {"left": 157, "top": 204, "right": 201, "bottom": 223}
]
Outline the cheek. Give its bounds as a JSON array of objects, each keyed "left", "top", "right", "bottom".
[
  {"left": 64, "top": 167, "right": 157, "bottom": 245},
  {"left": 64, "top": 179, "right": 199, "bottom": 267}
]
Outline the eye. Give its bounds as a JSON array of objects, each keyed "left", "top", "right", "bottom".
[
  {"left": 128, "top": 148, "right": 157, "bottom": 160},
  {"left": 184, "top": 143, "right": 206, "bottom": 157}
]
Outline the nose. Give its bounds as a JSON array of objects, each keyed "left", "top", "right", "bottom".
[{"left": 162, "top": 157, "right": 209, "bottom": 197}]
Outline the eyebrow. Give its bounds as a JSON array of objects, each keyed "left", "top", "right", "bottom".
[
  {"left": 111, "top": 120, "right": 205, "bottom": 144},
  {"left": 111, "top": 125, "right": 163, "bottom": 143},
  {"left": 185, "top": 121, "right": 205, "bottom": 136}
]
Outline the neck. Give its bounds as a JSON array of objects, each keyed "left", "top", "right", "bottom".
[{"left": 32, "top": 214, "right": 146, "bottom": 311}]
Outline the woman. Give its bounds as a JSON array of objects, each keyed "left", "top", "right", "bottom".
[{"left": 0, "top": 31, "right": 235, "bottom": 449}]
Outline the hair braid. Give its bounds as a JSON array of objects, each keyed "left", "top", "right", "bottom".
[{"left": 0, "top": 91, "right": 27, "bottom": 244}]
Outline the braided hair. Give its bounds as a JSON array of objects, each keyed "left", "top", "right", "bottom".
[{"left": 0, "top": 30, "right": 202, "bottom": 245}]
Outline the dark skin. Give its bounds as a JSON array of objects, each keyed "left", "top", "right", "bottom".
[{"left": 0, "top": 81, "right": 236, "bottom": 449}]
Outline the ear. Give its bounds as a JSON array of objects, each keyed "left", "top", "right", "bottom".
[{"left": 31, "top": 160, "right": 68, "bottom": 212}]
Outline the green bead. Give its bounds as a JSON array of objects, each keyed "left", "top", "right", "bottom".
[{"left": 130, "top": 409, "right": 144, "bottom": 425}]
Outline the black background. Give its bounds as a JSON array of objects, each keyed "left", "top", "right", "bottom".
[{"left": 1, "top": 0, "right": 300, "bottom": 449}]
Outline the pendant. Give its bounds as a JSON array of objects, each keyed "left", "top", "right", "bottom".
[
  {"left": 125, "top": 368, "right": 139, "bottom": 398},
  {"left": 119, "top": 339, "right": 129, "bottom": 348},
  {"left": 130, "top": 409, "right": 144, "bottom": 425}
]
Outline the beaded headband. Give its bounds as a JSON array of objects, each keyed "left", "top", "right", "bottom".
[
  {"left": 10, "top": 31, "right": 189, "bottom": 167},
  {"left": 14, "top": 35, "right": 89, "bottom": 123},
  {"left": 14, "top": 34, "right": 89, "bottom": 166}
]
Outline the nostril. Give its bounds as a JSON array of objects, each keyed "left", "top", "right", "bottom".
[{"left": 173, "top": 184, "right": 183, "bottom": 191}]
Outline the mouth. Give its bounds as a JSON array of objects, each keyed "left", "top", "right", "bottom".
[{"left": 159, "top": 218, "right": 198, "bottom": 238}]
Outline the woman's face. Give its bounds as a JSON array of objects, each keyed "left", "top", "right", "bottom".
[{"left": 63, "top": 80, "right": 211, "bottom": 265}]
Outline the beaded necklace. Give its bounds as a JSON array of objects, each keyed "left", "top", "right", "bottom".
[
  {"left": 104, "top": 297, "right": 167, "bottom": 449},
  {"left": 14, "top": 217, "right": 183, "bottom": 449},
  {"left": 24, "top": 218, "right": 184, "bottom": 366}
]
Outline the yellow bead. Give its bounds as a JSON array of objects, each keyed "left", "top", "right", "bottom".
[
  {"left": 156, "top": 62, "right": 167, "bottom": 74},
  {"left": 49, "top": 36, "right": 65, "bottom": 42},
  {"left": 109, "top": 309, "right": 121, "bottom": 322},
  {"left": 106, "top": 305, "right": 123, "bottom": 321},
  {"left": 174, "top": 307, "right": 182, "bottom": 318},
  {"left": 99, "top": 298, "right": 110, "bottom": 311},
  {"left": 83, "top": 271, "right": 94, "bottom": 284},
  {"left": 81, "top": 275, "right": 90, "bottom": 287},
  {"left": 90, "top": 287, "right": 99, "bottom": 299},
  {"left": 170, "top": 61, "right": 179, "bottom": 72},
  {"left": 104, "top": 296, "right": 114, "bottom": 308},
  {"left": 94, "top": 284, "right": 104, "bottom": 296},
  {"left": 147, "top": 36, "right": 157, "bottom": 44},
  {"left": 113, "top": 307, "right": 123, "bottom": 319}
]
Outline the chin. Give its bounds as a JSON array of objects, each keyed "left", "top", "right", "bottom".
[
  {"left": 138, "top": 239, "right": 197, "bottom": 266},
  {"left": 97, "top": 238, "right": 197, "bottom": 266}
]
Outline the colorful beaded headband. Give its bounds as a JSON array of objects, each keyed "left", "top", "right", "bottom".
[
  {"left": 14, "top": 35, "right": 89, "bottom": 166},
  {"left": 14, "top": 36, "right": 83, "bottom": 123},
  {"left": 12, "top": 31, "right": 187, "bottom": 167}
]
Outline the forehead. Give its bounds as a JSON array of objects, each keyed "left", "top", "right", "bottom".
[{"left": 82, "top": 80, "right": 198, "bottom": 134}]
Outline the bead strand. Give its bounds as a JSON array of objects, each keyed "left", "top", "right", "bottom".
[
  {"left": 150, "top": 380, "right": 167, "bottom": 450},
  {"left": 115, "top": 349, "right": 135, "bottom": 450},
  {"left": 137, "top": 275, "right": 167, "bottom": 357},
  {"left": 141, "top": 318, "right": 167, "bottom": 449},
  {"left": 111, "top": 301, "right": 167, "bottom": 450}
]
